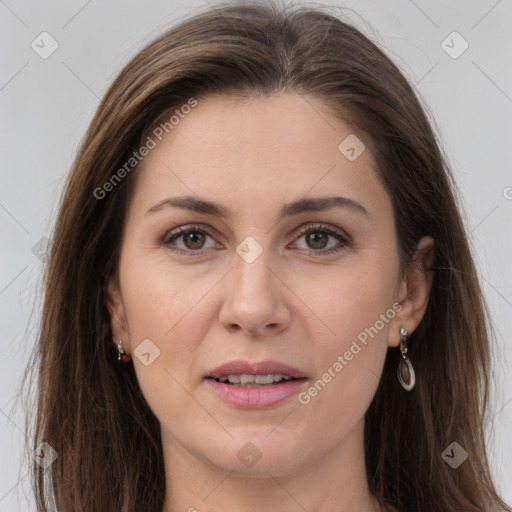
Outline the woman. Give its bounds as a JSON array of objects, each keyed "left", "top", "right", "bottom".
[{"left": 25, "top": 1, "right": 511, "bottom": 511}]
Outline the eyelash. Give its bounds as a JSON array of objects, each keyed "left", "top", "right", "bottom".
[{"left": 160, "top": 223, "right": 350, "bottom": 256}]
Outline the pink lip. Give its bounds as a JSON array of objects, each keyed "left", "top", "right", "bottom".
[
  {"left": 207, "top": 360, "right": 306, "bottom": 379},
  {"left": 205, "top": 378, "right": 307, "bottom": 408},
  {"left": 205, "top": 359, "right": 308, "bottom": 408}
]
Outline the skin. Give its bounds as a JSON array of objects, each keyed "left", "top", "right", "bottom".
[{"left": 106, "top": 92, "right": 434, "bottom": 512}]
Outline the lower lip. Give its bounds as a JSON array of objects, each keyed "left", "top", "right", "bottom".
[{"left": 205, "top": 378, "right": 307, "bottom": 408}]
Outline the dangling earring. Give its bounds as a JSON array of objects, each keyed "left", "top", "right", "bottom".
[
  {"left": 117, "top": 339, "right": 131, "bottom": 363},
  {"left": 397, "top": 327, "right": 415, "bottom": 391}
]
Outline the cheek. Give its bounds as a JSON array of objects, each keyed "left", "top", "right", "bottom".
[
  {"left": 293, "top": 260, "right": 397, "bottom": 419},
  {"left": 295, "top": 254, "right": 397, "bottom": 345},
  {"left": 118, "top": 256, "right": 215, "bottom": 409},
  {"left": 121, "top": 250, "right": 217, "bottom": 341}
]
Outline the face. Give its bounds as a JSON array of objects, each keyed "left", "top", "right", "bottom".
[{"left": 107, "top": 92, "right": 432, "bottom": 478}]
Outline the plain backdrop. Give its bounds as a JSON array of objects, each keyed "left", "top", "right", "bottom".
[{"left": 0, "top": 0, "right": 511, "bottom": 509}]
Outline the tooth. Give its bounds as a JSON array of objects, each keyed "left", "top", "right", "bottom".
[
  {"left": 255, "top": 374, "right": 274, "bottom": 384},
  {"left": 239, "top": 382, "right": 259, "bottom": 388},
  {"left": 219, "top": 373, "right": 295, "bottom": 386}
]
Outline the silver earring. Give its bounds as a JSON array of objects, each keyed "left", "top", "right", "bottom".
[
  {"left": 397, "top": 327, "right": 415, "bottom": 391},
  {"left": 117, "top": 339, "right": 130, "bottom": 363}
]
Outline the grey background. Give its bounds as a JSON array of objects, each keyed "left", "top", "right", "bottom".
[{"left": 1, "top": 0, "right": 511, "bottom": 509}]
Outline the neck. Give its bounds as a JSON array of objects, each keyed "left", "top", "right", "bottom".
[{"left": 160, "top": 419, "right": 383, "bottom": 512}]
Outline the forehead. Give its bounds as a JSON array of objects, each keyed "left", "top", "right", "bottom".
[{"left": 128, "top": 92, "right": 390, "bottom": 221}]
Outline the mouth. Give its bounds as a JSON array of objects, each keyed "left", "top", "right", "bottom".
[
  {"left": 210, "top": 373, "right": 303, "bottom": 388},
  {"left": 205, "top": 360, "right": 308, "bottom": 408},
  {"left": 205, "top": 360, "right": 307, "bottom": 393},
  {"left": 205, "top": 360, "right": 308, "bottom": 389}
]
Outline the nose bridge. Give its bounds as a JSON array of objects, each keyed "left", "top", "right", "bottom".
[
  {"left": 231, "top": 235, "right": 276, "bottom": 300},
  {"left": 218, "top": 234, "right": 290, "bottom": 334}
]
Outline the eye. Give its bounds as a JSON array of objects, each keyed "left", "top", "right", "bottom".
[
  {"left": 291, "top": 223, "right": 349, "bottom": 255},
  {"left": 161, "top": 222, "right": 350, "bottom": 256},
  {"left": 161, "top": 224, "right": 218, "bottom": 254}
]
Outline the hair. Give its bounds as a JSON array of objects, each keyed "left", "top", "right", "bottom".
[{"left": 22, "top": 1, "right": 511, "bottom": 511}]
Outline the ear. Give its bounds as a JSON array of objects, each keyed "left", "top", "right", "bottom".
[
  {"left": 388, "top": 236, "right": 435, "bottom": 347},
  {"left": 105, "top": 278, "right": 131, "bottom": 352}
]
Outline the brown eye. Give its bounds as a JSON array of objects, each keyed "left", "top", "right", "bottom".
[
  {"left": 293, "top": 223, "right": 349, "bottom": 255},
  {"left": 182, "top": 231, "right": 207, "bottom": 250},
  {"left": 305, "top": 232, "right": 329, "bottom": 250},
  {"left": 162, "top": 225, "right": 218, "bottom": 254}
]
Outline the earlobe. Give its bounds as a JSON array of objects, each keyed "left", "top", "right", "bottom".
[
  {"left": 388, "top": 236, "right": 435, "bottom": 347},
  {"left": 105, "top": 278, "right": 130, "bottom": 349}
]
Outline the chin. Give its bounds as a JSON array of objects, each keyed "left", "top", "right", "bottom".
[{"left": 198, "top": 434, "right": 310, "bottom": 477}]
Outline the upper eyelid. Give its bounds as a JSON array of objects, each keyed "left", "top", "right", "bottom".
[{"left": 294, "top": 222, "right": 349, "bottom": 240}]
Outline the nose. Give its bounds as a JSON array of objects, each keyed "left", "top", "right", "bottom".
[{"left": 218, "top": 247, "right": 291, "bottom": 336}]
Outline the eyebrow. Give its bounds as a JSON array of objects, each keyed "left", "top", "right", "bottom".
[{"left": 145, "top": 195, "right": 368, "bottom": 218}]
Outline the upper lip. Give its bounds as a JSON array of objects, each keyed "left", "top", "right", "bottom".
[{"left": 207, "top": 360, "right": 307, "bottom": 380}]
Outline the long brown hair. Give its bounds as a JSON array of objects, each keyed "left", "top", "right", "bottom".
[{"left": 23, "top": 1, "right": 511, "bottom": 511}]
